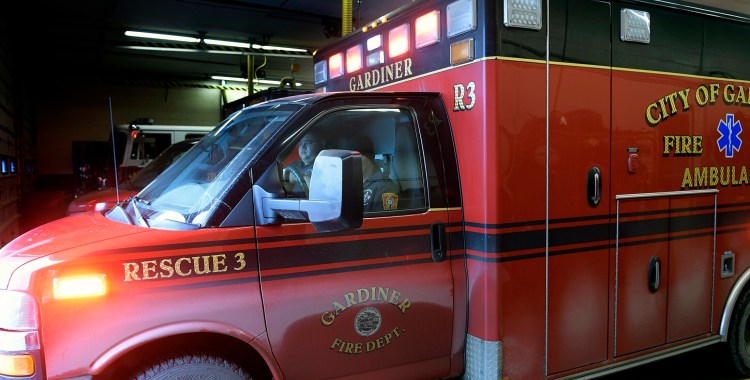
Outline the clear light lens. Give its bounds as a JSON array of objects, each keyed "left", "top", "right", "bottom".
[
  {"left": 388, "top": 23, "right": 410, "bottom": 58},
  {"left": 447, "top": 0, "right": 477, "bottom": 37},
  {"left": 416, "top": 10, "right": 440, "bottom": 48},
  {"left": 328, "top": 52, "right": 344, "bottom": 79},
  {"left": 0, "top": 291, "right": 38, "bottom": 330},
  {"left": 53, "top": 274, "right": 107, "bottom": 299},
  {"left": 620, "top": 9, "right": 651, "bottom": 43},
  {"left": 314, "top": 60, "right": 327, "bottom": 84},
  {"left": 367, "top": 35, "right": 382, "bottom": 51},
  {"left": 503, "top": 0, "right": 542, "bottom": 30},
  {"left": 366, "top": 51, "right": 385, "bottom": 67},
  {"left": 346, "top": 45, "right": 363, "bottom": 73}
]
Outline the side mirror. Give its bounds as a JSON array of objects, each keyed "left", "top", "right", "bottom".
[{"left": 261, "top": 149, "right": 363, "bottom": 232}]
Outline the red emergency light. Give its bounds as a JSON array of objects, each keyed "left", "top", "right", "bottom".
[
  {"left": 388, "top": 23, "right": 410, "bottom": 58},
  {"left": 346, "top": 45, "right": 363, "bottom": 73}
]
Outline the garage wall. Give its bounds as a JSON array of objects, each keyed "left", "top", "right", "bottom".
[{"left": 35, "top": 83, "right": 246, "bottom": 176}]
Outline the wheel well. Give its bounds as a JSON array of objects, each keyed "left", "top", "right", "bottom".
[
  {"left": 94, "top": 332, "right": 272, "bottom": 379},
  {"left": 721, "top": 266, "right": 750, "bottom": 341}
]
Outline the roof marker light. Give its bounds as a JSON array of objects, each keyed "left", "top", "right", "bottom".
[
  {"left": 388, "top": 23, "right": 410, "bottom": 58},
  {"left": 328, "top": 52, "right": 344, "bottom": 79},
  {"left": 503, "top": 0, "right": 542, "bottom": 30},
  {"left": 346, "top": 45, "right": 363, "bottom": 73},
  {"left": 620, "top": 9, "right": 651, "bottom": 43},
  {"left": 447, "top": 0, "right": 477, "bottom": 37},
  {"left": 416, "top": 10, "right": 440, "bottom": 49}
]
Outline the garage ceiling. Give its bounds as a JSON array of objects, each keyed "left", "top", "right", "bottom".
[{"left": 8, "top": 0, "right": 750, "bottom": 92}]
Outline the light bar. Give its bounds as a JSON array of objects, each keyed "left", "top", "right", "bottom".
[
  {"left": 416, "top": 10, "right": 440, "bottom": 48},
  {"left": 53, "top": 275, "right": 107, "bottom": 300},
  {"left": 125, "top": 30, "right": 200, "bottom": 43},
  {"left": 621, "top": 9, "right": 651, "bottom": 43},
  {"left": 447, "top": 0, "right": 477, "bottom": 37},
  {"left": 503, "top": 0, "right": 542, "bottom": 30},
  {"left": 388, "top": 23, "right": 410, "bottom": 58}
]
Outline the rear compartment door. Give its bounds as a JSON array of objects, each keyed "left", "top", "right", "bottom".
[{"left": 255, "top": 95, "right": 461, "bottom": 379}]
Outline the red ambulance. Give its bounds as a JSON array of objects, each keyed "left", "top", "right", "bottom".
[{"left": 2, "top": 0, "right": 750, "bottom": 379}]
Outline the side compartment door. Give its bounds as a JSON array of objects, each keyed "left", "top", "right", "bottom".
[
  {"left": 547, "top": 0, "right": 612, "bottom": 374},
  {"left": 255, "top": 97, "right": 459, "bottom": 379}
]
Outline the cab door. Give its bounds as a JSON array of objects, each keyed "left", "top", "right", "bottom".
[{"left": 255, "top": 96, "right": 461, "bottom": 379}]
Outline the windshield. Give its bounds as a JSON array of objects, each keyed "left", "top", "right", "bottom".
[
  {"left": 109, "top": 102, "right": 304, "bottom": 228},
  {"left": 123, "top": 139, "right": 198, "bottom": 190}
]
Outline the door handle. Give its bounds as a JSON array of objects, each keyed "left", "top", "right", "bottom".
[
  {"left": 648, "top": 256, "right": 661, "bottom": 293},
  {"left": 430, "top": 222, "right": 446, "bottom": 262},
  {"left": 587, "top": 167, "right": 602, "bottom": 207}
]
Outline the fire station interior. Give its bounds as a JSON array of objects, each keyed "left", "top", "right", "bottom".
[{"left": 0, "top": 0, "right": 748, "bottom": 378}]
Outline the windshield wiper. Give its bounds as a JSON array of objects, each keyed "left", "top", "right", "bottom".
[{"left": 131, "top": 196, "right": 151, "bottom": 227}]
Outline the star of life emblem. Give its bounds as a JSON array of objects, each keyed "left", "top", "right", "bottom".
[{"left": 717, "top": 114, "right": 742, "bottom": 158}]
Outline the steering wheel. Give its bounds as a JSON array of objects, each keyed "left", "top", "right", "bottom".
[{"left": 283, "top": 165, "right": 309, "bottom": 196}]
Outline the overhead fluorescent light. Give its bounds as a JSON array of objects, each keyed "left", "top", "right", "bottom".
[
  {"left": 211, "top": 76, "right": 302, "bottom": 87},
  {"left": 204, "top": 39, "right": 251, "bottom": 48},
  {"left": 125, "top": 30, "right": 200, "bottom": 43}
]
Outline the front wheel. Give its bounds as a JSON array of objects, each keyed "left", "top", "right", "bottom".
[
  {"left": 131, "top": 353, "right": 251, "bottom": 380},
  {"left": 728, "top": 288, "right": 750, "bottom": 377}
]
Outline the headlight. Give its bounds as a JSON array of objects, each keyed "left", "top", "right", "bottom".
[{"left": 0, "top": 290, "right": 39, "bottom": 330}]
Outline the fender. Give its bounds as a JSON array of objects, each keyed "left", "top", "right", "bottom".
[
  {"left": 720, "top": 266, "right": 750, "bottom": 341},
  {"left": 89, "top": 321, "right": 280, "bottom": 377}
]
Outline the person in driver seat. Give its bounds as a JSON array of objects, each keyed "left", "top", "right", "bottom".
[{"left": 338, "top": 134, "right": 400, "bottom": 212}]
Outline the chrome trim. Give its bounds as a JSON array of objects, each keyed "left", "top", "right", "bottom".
[{"left": 615, "top": 189, "right": 718, "bottom": 200}]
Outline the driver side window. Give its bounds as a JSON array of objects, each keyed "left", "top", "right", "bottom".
[{"left": 278, "top": 107, "right": 426, "bottom": 215}]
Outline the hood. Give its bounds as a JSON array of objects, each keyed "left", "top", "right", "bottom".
[
  {"left": 0, "top": 212, "right": 147, "bottom": 288},
  {"left": 67, "top": 189, "right": 139, "bottom": 215}
]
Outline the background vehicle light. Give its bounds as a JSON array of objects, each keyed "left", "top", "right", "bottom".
[
  {"left": 367, "top": 35, "right": 382, "bottom": 51},
  {"left": 346, "top": 45, "right": 363, "bottom": 73},
  {"left": 416, "top": 10, "right": 440, "bottom": 48},
  {"left": 503, "top": 0, "right": 542, "bottom": 30},
  {"left": 0, "top": 291, "right": 39, "bottom": 330},
  {"left": 314, "top": 60, "right": 328, "bottom": 84},
  {"left": 447, "top": 0, "right": 477, "bottom": 37},
  {"left": 0, "top": 354, "right": 34, "bottom": 377},
  {"left": 450, "top": 38, "right": 474, "bottom": 65},
  {"left": 328, "top": 52, "right": 344, "bottom": 79},
  {"left": 388, "top": 23, "right": 410, "bottom": 58},
  {"left": 53, "top": 274, "right": 107, "bottom": 299}
]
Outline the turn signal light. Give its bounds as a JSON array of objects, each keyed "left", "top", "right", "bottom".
[
  {"left": 0, "top": 354, "right": 34, "bottom": 377},
  {"left": 53, "top": 274, "right": 107, "bottom": 299}
]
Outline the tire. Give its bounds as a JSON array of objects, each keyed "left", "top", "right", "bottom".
[
  {"left": 131, "top": 353, "right": 252, "bottom": 380},
  {"left": 728, "top": 288, "right": 750, "bottom": 377}
]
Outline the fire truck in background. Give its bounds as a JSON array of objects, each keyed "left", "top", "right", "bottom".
[{"left": 1, "top": 0, "right": 750, "bottom": 379}]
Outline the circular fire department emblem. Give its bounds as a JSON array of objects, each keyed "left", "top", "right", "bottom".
[{"left": 354, "top": 307, "right": 382, "bottom": 337}]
